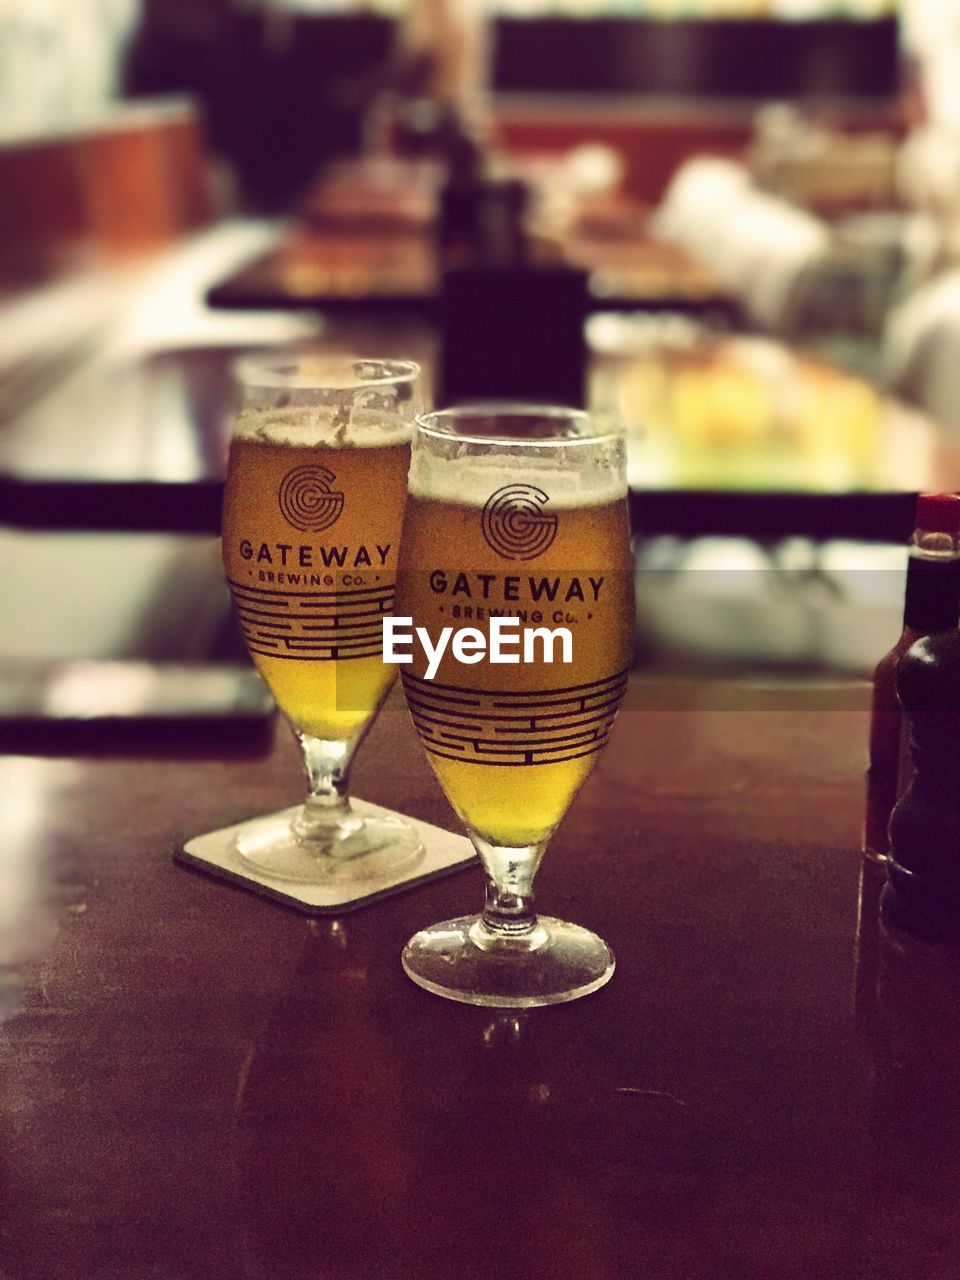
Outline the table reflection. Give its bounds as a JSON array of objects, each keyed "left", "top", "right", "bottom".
[{"left": 856, "top": 856, "right": 960, "bottom": 1186}]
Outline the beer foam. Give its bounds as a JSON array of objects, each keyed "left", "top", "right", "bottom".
[
  {"left": 407, "top": 450, "right": 626, "bottom": 510},
  {"left": 233, "top": 406, "right": 414, "bottom": 449}
]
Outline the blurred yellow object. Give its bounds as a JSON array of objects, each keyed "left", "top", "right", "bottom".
[
  {"left": 611, "top": 333, "right": 881, "bottom": 492},
  {"left": 794, "top": 363, "right": 879, "bottom": 486},
  {"left": 672, "top": 358, "right": 772, "bottom": 446}
]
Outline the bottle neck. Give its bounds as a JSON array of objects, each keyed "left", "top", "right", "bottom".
[{"left": 903, "top": 550, "right": 960, "bottom": 633}]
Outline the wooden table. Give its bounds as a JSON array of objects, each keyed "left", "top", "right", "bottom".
[
  {"left": 205, "top": 224, "right": 732, "bottom": 319},
  {"left": 2, "top": 674, "right": 955, "bottom": 1279},
  {"left": 204, "top": 156, "right": 734, "bottom": 319}
]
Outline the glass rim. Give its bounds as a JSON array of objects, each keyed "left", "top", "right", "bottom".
[
  {"left": 416, "top": 404, "right": 625, "bottom": 449},
  {"left": 233, "top": 353, "right": 421, "bottom": 392}
]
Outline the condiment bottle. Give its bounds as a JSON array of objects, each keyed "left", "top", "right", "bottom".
[
  {"left": 886, "top": 629, "right": 960, "bottom": 939},
  {"left": 863, "top": 493, "right": 960, "bottom": 862}
]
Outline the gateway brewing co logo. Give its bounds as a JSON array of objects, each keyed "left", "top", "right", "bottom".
[
  {"left": 278, "top": 465, "right": 344, "bottom": 532},
  {"left": 481, "top": 484, "right": 558, "bottom": 561}
]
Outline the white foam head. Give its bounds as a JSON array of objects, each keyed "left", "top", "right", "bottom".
[
  {"left": 408, "top": 407, "right": 627, "bottom": 508},
  {"left": 408, "top": 452, "right": 626, "bottom": 508},
  {"left": 234, "top": 405, "right": 414, "bottom": 449},
  {"left": 232, "top": 354, "right": 420, "bottom": 448}
]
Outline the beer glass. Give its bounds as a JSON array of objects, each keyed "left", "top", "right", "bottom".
[
  {"left": 222, "top": 355, "right": 424, "bottom": 882},
  {"left": 396, "top": 406, "right": 634, "bottom": 1005}
]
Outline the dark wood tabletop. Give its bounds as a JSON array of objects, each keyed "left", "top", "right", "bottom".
[
  {"left": 204, "top": 224, "right": 734, "bottom": 319},
  {"left": 3, "top": 673, "right": 955, "bottom": 1279},
  {"left": 204, "top": 156, "right": 733, "bottom": 318}
]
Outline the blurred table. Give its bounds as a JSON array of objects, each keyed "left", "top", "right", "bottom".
[
  {"left": 3, "top": 221, "right": 960, "bottom": 544},
  {"left": 204, "top": 156, "right": 734, "bottom": 318},
  {"left": 5, "top": 340, "right": 960, "bottom": 544},
  {"left": 2, "top": 675, "right": 957, "bottom": 1279},
  {"left": 607, "top": 335, "right": 960, "bottom": 542},
  {"left": 626, "top": 396, "right": 960, "bottom": 543},
  {"left": 205, "top": 224, "right": 732, "bottom": 318}
]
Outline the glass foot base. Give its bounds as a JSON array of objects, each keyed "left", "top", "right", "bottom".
[
  {"left": 402, "top": 915, "right": 615, "bottom": 1008},
  {"left": 235, "top": 810, "right": 424, "bottom": 885}
]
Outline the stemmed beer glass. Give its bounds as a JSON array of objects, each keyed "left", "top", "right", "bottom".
[
  {"left": 222, "top": 354, "right": 424, "bottom": 883},
  {"left": 396, "top": 406, "right": 634, "bottom": 1006}
]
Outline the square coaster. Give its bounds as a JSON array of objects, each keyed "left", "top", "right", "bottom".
[{"left": 174, "top": 800, "right": 477, "bottom": 914}]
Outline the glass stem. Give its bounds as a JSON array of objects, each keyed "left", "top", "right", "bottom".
[
  {"left": 292, "top": 733, "right": 359, "bottom": 841},
  {"left": 474, "top": 838, "right": 548, "bottom": 944}
]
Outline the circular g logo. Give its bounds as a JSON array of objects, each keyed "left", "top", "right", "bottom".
[
  {"left": 481, "top": 484, "right": 558, "bottom": 561},
  {"left": 278, "top": 466, "right": 344, "bottom": 532}
]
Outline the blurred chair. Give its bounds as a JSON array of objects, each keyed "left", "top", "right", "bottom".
[{"left": 0, "top": 98, "right": 216, "bottom": 292}]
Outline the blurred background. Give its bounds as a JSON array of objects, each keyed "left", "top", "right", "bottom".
[{"left": 3, "top": 0, "right": 960, "bottom": 745}]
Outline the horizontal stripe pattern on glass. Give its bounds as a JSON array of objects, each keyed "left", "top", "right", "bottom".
[
  {"left": 402, "top": 668, "right": 629, "bottom": 766},
  {"left": 228, "top": 579, "right": 393, "bottom": 662}
]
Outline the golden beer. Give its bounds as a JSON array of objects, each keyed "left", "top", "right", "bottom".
[
  {"left": 223, "top": 431, "right": 410, "bottom": 741},
  {"left": 221, "top": 355, "right": 423, "bottom": 888},
  {"left": 398, "top": 406, "right": 631, "bottom": 1007},
  {"left": 397, "top": 488, "right": 634, "bottom": 847}
]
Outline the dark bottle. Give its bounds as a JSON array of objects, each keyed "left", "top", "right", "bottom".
[
  {"left": 438, "top": 150, "right": 532, "bottom": 269},
  {"left": 886, "top": 629, "right": 960, "bottom": 939},
  {"left": 436, "top": 130, "right": 486, "bottom": 266},
  {"left": 863, "top": 493, "right": 960, "bottom": 862}
]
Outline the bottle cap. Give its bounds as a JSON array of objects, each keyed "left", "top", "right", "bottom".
[{"left": 916, "top": 493, "right": 960, "bottom": 534}]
